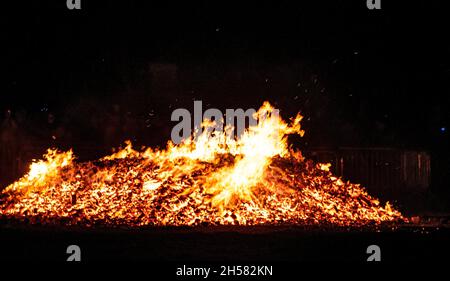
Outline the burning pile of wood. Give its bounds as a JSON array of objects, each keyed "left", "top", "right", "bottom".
[{"left": 0, "top": 102, "right": 404, "bottom": 227}]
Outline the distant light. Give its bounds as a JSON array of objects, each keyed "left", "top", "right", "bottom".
[{"left": 441, "top": 127, "right": 446, "bottom": 132}]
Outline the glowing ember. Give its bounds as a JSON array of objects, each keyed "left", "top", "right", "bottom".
[{"left": 0, "top": 102, "right": 403, "bottom": 226}]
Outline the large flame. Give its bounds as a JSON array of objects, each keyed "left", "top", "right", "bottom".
[{"left": 0, "top": 102, "right": 403, "bottom": 226}]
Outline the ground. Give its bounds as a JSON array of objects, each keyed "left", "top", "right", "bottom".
[{"left": 0, "top": 224, "right": 448, "bottom": 262}]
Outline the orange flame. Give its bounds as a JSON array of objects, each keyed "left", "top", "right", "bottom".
[{"left": 0, "top": 102, "right": 403, "bottom": 226}]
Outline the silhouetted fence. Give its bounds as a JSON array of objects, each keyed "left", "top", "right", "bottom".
[{"left": 305, "top": 147, "right": 430, "bottom": 194}]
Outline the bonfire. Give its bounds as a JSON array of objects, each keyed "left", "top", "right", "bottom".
[{"left": 0, "top": 102, "right": 404, "bottom": 227}]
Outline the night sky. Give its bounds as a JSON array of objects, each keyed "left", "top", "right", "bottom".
[{"left": 3, "top": 1, "right": 449, "bottom": 154}]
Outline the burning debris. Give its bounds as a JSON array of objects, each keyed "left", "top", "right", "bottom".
[{"left": 0, "top": 102, "right": 404, "bottom": 227}]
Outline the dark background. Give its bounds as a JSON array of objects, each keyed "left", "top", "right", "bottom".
[{"left": 1, "top": 1, "right": 450, "bottom": 208}]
